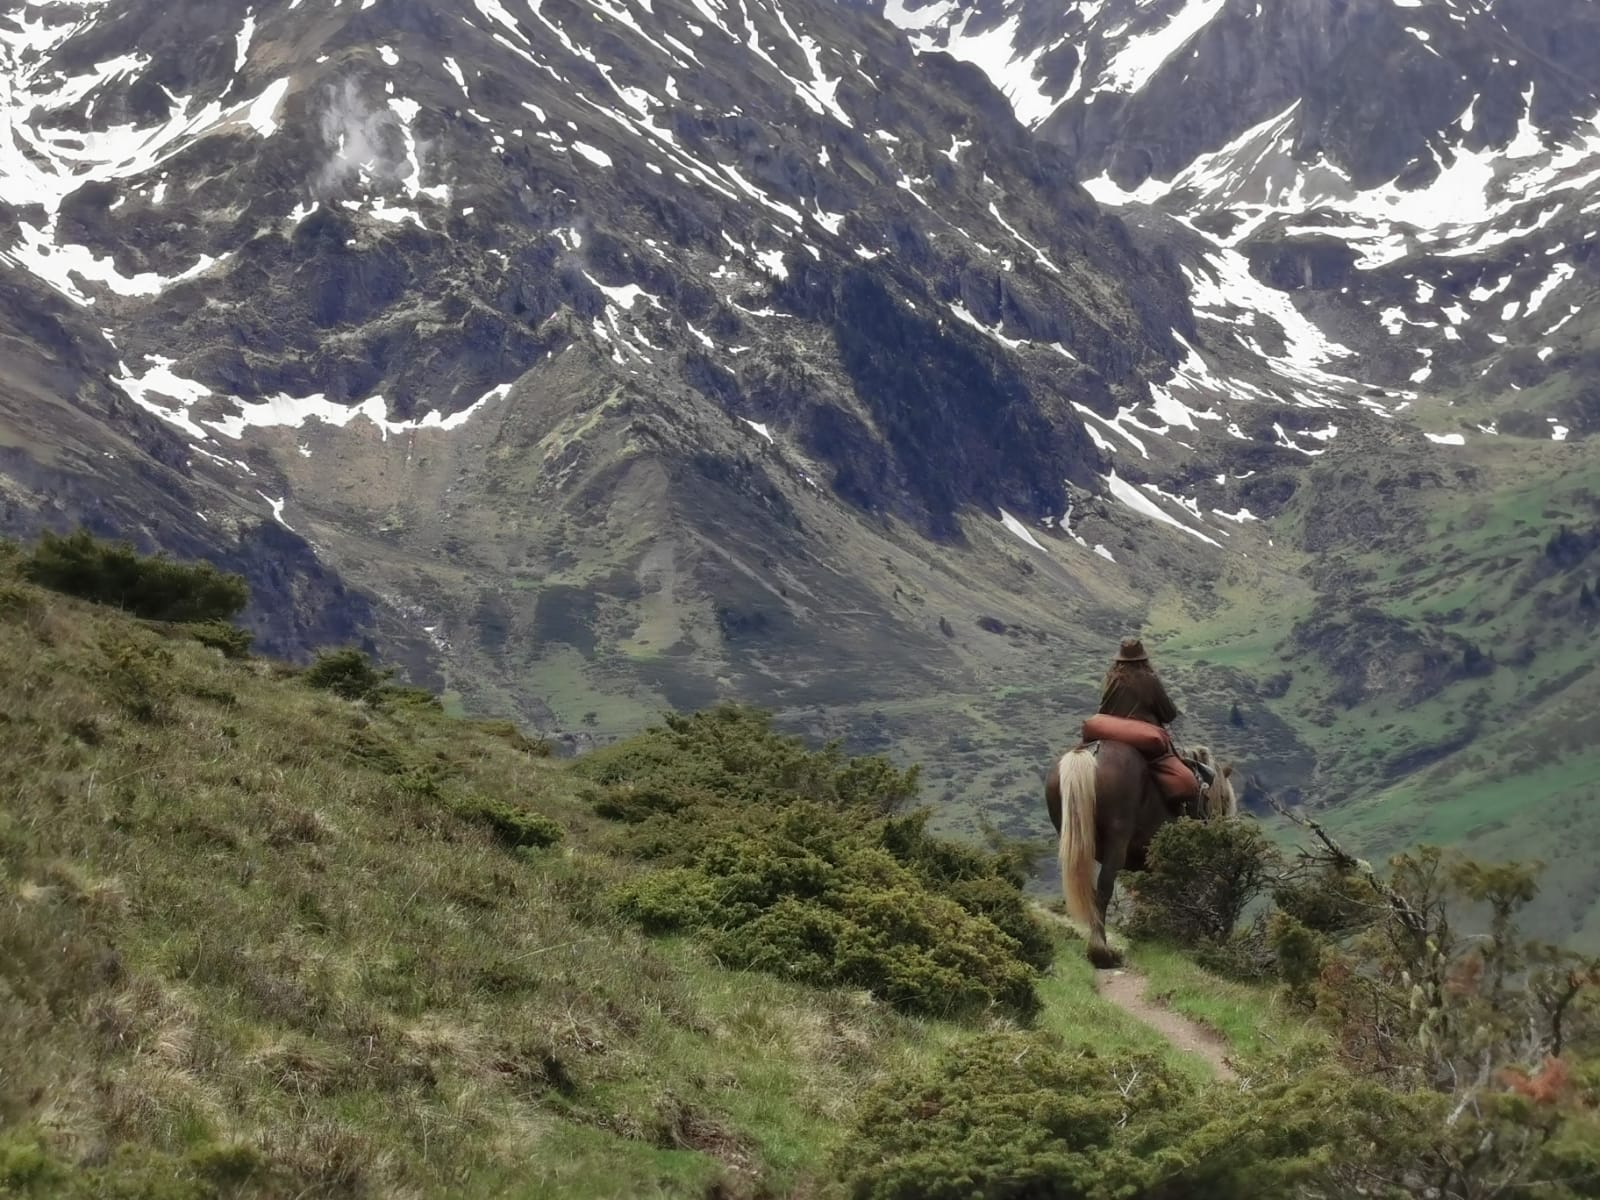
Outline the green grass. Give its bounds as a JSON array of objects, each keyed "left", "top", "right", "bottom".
[
  {"left": 1130, "top": 942, "right": 1324, "bottom": 1068},
  {"left": 0, "top": 577, "right": 840, "bottom": 1195},
  {"left": 1327, "top": 677, "right": 1600, "bottom": 949},
  {"left": 1156, "top": 572, "right": 1311, "bottom": 671},
  {"left": 1034, "top": 941, "right": 1220, "bottom": 1084},
  {"left": 1153, "top": 446, "right": 1600, "bottom": 947},
  {"left": 500, "top": 1123, "right": 727, "bottom": 1200},
  {"left": 0, "top": 558, "right": 1277, "bottom": 1197},
  {"left": 520, "top": 644, "right": 668, "bottom": 734},
  {"left": 1026, "top": 905, "right": 1327, "bottom": 1084}
]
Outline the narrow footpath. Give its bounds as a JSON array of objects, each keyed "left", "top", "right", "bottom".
[{"left": 1094, "top": 967, "right": 1237, "bottom": 1082}]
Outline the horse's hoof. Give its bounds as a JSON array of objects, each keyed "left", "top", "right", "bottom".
[{"left": 1088, "top": 945, "right": 1124, "bottom": 970}]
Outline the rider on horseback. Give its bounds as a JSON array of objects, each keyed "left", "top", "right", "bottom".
[
  {"left": 1089, "top": 637, "right": 1212, "bottom": 815},
  {"left": 1050, "top": 641, "right": 1236, "bottom": 967}
]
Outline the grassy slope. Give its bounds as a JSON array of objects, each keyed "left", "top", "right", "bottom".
[
  {"left": 1159, "top": 439, "right": 1600, "bottom": 946},
  {"left": 0, "top": 559, "right": 1286, "bottom": 1198}
]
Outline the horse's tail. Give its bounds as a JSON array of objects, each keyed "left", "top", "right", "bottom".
[{"left": 1056, "top": 749, "right": 1098, "bottom": 929}]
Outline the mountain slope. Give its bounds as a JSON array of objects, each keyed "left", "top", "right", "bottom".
[
  {"left": 887, "top": 0, "right": 1600, "bottom": 430},
  {"left": 0, "top": 0, "right": 1195, "bottom": 676},
  {"left": 1196, "top": 439, "right": 1600, "bottom": 946},
  {"left": 0, "top": 547, "right": 1302, "bottom": 1197},
  {"left": 0, "top": 0, "right": 1324, "bottom": 831},
  {"left": 873, "top": 0, "right": 1600, "bottom": 943},
  {"left": 4, "top": 0, "right": 1599, "bottom": 939}
]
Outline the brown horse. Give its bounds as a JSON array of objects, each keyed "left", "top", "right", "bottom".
[{"left": 1046, "top": 740, "right": 1237, "bottom": 968}]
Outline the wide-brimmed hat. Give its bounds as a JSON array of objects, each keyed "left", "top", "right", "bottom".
[{"left": 1115, "top": 637, "right": 1149, "bottom": 663}]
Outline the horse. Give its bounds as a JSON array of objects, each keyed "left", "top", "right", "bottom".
[{"left": 1045, "top": 740, "right": 1237, "bottom": 968}]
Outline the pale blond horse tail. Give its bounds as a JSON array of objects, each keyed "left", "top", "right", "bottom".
[{"left": 1057, "top": 750, "right": 1099, "bottom": 929}]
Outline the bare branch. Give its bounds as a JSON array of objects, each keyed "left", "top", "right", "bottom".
[{"left": 1261, "top": 789, "right": 1430, "bottom": 939}]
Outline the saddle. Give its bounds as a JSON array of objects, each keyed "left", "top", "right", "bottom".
[{"left": 1080, "top": 714, "right": 1207, "bottom": 810}]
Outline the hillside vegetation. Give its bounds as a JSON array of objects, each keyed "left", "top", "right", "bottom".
[
  {"left": 1159, "top": 442, "right": 1600, "bottom": 947},
  {"left": 3, "top": 534, "right": 1598, "bottom": 1199}
]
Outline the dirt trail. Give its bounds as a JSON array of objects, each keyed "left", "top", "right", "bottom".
[
  {"left": 1095, "top": 967, "right": 1237, "bottom": 1082},
  {"left": 1033, "top": 905, "right": 1237, "bottom": 1080}
]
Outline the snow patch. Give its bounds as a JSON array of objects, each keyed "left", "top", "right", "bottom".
[
  {"left": 1524, "top": 263, "right": 1575, "bottom": 316},
  {"left": 948, "top": 303, "right": 1022, "bottom": 350},
  {"left": 754, "top": 248, "right": 788, "bottom": 279},
  {"left": 1098, "top": 0, "right": 1227, "bottom": 96},
  {"left": 1105, "top": 472, "right": 1221, "bottom": 547},
  {"left": 117, "top": 352, "right": 516, "bottom": 442},
  {"left": 235, "top": 12, "right": 257, "bottom": 73},
  {"left": 998, "top": 509, "right": 1047, "bottom": 552},
  {"left": 258, "top": 492, "right": 293, "bottom": 531}
]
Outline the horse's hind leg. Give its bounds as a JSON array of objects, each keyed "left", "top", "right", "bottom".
[{"left": 1088, "top": 840, "right": 1127, "bottom": 969}]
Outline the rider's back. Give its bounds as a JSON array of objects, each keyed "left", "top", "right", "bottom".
[{"left": 1098, "top": 655, "right": 1178, "bottom": 728}]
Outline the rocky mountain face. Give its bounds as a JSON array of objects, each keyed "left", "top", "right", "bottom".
[
  {"left": 886, "top": 0, "right": 1600, "bottom": 433},
  {"left": 0, "top": 0, "right": 1268, "bottom": 743},
  {"left": 2, "top": 0, "right": 1597, "bottom": 935},
  {"left": 883, "top": 0, "right": 1600, "bottom": 941}
]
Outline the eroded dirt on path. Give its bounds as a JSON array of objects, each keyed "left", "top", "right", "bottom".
[{"left": 1095, "top": 968, "right": 1238, "bottom": 1082}]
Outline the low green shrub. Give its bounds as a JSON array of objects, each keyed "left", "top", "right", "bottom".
[
  {"left": 882, "top": 811, "right": 1054, "bottom": 971},
  {"left": 0, "top": 581, "right": 40, "bottom": 620},
  {"left": 456, "top": 795, "right": 564, "bottom": 850},
  {"left": 1192, "top": 918, "right": 1278, "bottom": 982},
  {"left": 96, "top": 631, "right": 175, "bottom": 724},
  {"left": 184, "top": 620, "right": 254, "bottom": 659},
  {"left": 345, "top": 728, "right": 410, "bottom": 776},
  {"left": 0, "top": 1132, "right": 222, "bottom": 1200},
  {"left": 379, "top": 684, "right": 445, "bottom": 711},
  {"left": 823, "top": 883, "right": 1037, "bottom": 1016},
  {"left": 591, "top": 706, "right": 1048, "bottom": 1018},
  {"left": 302, "top": 648, "right": 393, "bottom": 701},
  {"left": 474, "top": 718, "right": 552, "bottom": 757},
  {"left": 186, "top": 1141, "right": 267, "bottom": 1187},
  {"left": 1272, "top": 862, "right": 1382, "bottom": 937},
  {"left": 833, "top": 1031, "right": 1529, "bottom": 1200},
  {"left": 837, "top": 1032, "right": 1197, "bottom": 1199},
  {"left": 576, "top": 705, "right": 920, "bottom": 822},
  {"left": 302, "top": 648, "right": 443, "bottom": 710},
  {"left": 1267, "top": 911, "right": 1325, "bottom": 1007},
  {"left": 615, "top": 869, "right": 725, "bottom": 934},
  {"left": 593, "top": 783, "right": 692, "bottom": 824},
  {"left": 0, "top": 1135, "right": 62, "bottom": 1193},
  {"left": 1124, "top": 818, "right": 1277, "bottom": 951},
  {"left": 21, "top": 529, "right": 248, "bottom": 623}
]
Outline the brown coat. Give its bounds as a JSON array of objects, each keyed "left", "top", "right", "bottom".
[{"left": 1098, "top": 665, "right": 1179, "bottom": 728}]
